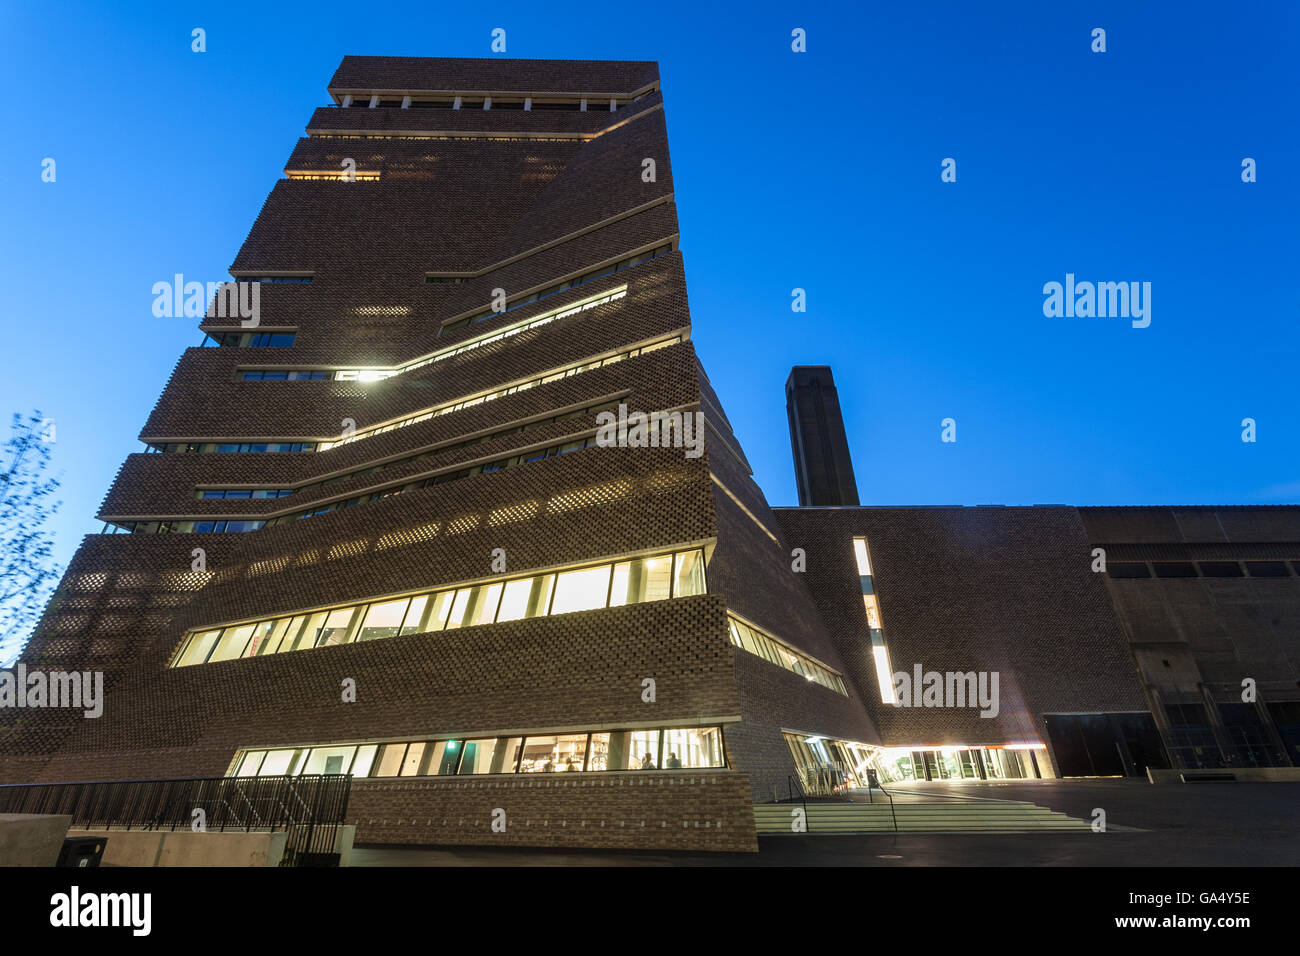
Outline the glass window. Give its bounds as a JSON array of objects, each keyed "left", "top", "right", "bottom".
[
  {"left": 444, "top": 588, "right": 473, "bottom": 629},
  {"left": 176, "top": 629, "right": 220, "bottom": 666},
  {"left": 422, "top": 590, "right": 455, "bottom": 631},
  {"left": 526, "top": 574, "right": 554, "bottom": 617},
  {"left": 294, "top": 612, "right": 328, "bottom": 650},
  {"left": 853, "top": 538, "right": 872, "bottom": 576},
  {"left": 550, "top": 565, "right": 611, "bottom": 614},
  {"left": 587, "top": 733, "right": 611, "bottom": 771},
  {"left": 351, "top": 745, "right": 378, "bottom": 777},
  {"left": 209, "top": 624, "right": 255, "bottom": 662},
  {"left": 258, "top": 749, "right": 302, "bottom": 777},
  {"left": 519, "top": 734, "right": 589, "bottom": 773},
  {"left": 863, "top": 595, "right": 882, "bottom": 630},
  {"left": 247, "top": 619, "right": 284, "bottom": 657},
  {"left": 608, "top": 561, "right": 632, "bottom": 607},
  {"left": 357, "top": 598, "right": 409, "bottom": 641},
  {"left": 424, "top": 739, "right": 463, "bottom": 776},
  {"left": 233, "top": 751, "right": 264, "bottom": 777},
  {"left": 400, "top": 595, "right": 430, "bottom": 634},
  {"left": 301, "top": 746, "right": 356, "bottom": 775},
  {"left": 400, "top": 742, "right": 426, "bottom": 776},
  {"left": 374, "top": 743, "right": 406, "bottom": 777},
  {"left": 458, "top": 737, "right": 522, "bottom": 774},
  {"left": 629, "top": 730, "right": 661, "bottom": 770},
  {"left": 314, "top": 606, "right": 359, "bottom": 646},
  {"left": 673, "top": 550, "right": 706, "bottom": 597},
  {"left": 495, "top": 577, "right": 534, "bottom": 622},
  {"left": 1108, "top": 563, "right": 1151, "bottom": 579},
  {"left": 464, "top": 583, "right": 503, "bottom": 627},
  {"left": 663, "top": 727, "right": 723, "bottom": 768},
  {"left": 275, "top": 615, "right": 309, "bottom": 653}
]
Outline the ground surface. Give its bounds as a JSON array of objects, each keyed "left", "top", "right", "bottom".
[{"left": 350, "top": 779, "right": 1300, "bottom": 866}]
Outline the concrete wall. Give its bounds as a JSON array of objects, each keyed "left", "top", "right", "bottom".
[
  {"left": 0, "top": 814, "right": 72, "bottom": 866},
  {"left": 70, "top": 829, "right": 288, "bottom": 867},
  {"left": 67, "top": 825, "right": 356, "bottom": 866}
]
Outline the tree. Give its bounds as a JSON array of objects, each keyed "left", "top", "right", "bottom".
[{"left": 0, "top": 411, "right": 63, "bottom": 666}]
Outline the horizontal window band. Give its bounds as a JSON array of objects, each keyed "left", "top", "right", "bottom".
[{"left": 170, "top": 545, "right": 711, "bottom": 669}]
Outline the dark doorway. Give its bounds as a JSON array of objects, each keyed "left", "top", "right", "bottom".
[{"left": 1044, "top": 713, "right": 1166, "bottom": 777}]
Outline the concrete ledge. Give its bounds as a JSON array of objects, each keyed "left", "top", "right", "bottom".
[
  {"left": 66, "top": 826, "right": 356, "bottom": 867},
  {"left": 70, "top": 829, "right": 288, "bottom": 867},
  {"left": 0, "top": 814, "right": 73, "bottom": 866},
  {"left": 1147, "top": 767, "right": 1300, "bottom": 784}
]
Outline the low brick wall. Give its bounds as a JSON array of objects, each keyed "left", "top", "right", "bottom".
[{"left": 349, "top": 771, "right": 758, "bottom": 852}]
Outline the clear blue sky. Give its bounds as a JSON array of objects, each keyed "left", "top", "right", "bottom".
[{"left": 2, "top": 0, "right": 1296, "bottom": 578}]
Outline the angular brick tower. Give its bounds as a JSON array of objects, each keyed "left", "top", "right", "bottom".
[{"left": 0, "top": 57, "right": 879, "bottom": 852}]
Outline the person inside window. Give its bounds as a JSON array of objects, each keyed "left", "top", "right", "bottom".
[
  {"left": 667, "top": 752, "right": 683, "bottom": 769},
  {"left": 639, "top": 752, "right": 656, "bottom": 770}
]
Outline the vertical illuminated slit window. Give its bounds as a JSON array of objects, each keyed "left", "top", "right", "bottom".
[{"left": 853, "top": 536, "right": 895, "bottom": 704}]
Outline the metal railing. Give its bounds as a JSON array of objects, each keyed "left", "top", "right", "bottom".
[
  {"left": 0, "top": 774, "right": 352, "bottom": 867},
  {"left": 794, "top": 762, "right": 856, "bottom": 800},
  {"left": 786, "top": 774, "right": 808, "bottom": 822},
  {"left": 863, "top": 768, "right": 898, "bottom": 832}
]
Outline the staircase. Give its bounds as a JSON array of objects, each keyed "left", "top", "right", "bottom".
[{"left": 753, "top": 798, "right": 1092, "bottom": 834}]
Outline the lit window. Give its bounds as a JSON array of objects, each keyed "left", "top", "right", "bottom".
[
  {"left": 853, "top": 538, "right": 872, "bottom": 576},
  {"left": 853, "top": 536, "right": 895, "bottom": 704},
  {"left": 662, "top": 727, "right": 724, "bottom": 768},
  {"left": 357, "top": 598, "right": 410, "bottom": 641},
  {"left": 672, "top": 550, "right": 706, "bottom": 597},
  {"left": 519, "top": 734, "right": 589, "bottom": 773},
  {"left": 176, "top": 629, "right": 221, "bottom": 666},
  {"left": 301, "top": 746, "right": 356, "bottom": 775},
  {"left": 209, "top": 624, "right": 254, "bottom": 662},
  {"left": 550, "top": 565, "right": 612, "bottom": 614}
]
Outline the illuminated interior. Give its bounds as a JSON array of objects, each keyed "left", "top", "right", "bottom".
[
  {"left": 853, "top": 536, "right": 896, "bottom": 704},
  {"left": 783, "top": 731, "right": 1050, "bottom": 793},
  {"left": 229, "top": 724, "right": 725, "bottom": 777},
  {"left": 171, "top": 546, "right": 707, "bottom": 668}
]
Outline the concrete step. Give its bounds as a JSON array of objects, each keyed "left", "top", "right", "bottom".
[{"left": 753, "top": 800, "right": 1092, "bottom": 833}]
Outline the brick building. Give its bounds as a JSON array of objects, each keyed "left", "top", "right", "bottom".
[{"left": 2, "top": 57, "right": 1296, "bottom": 855}]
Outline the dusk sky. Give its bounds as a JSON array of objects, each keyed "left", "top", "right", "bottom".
[{"left": 3, "top": 0, "right": 1296, "bottom": 577}]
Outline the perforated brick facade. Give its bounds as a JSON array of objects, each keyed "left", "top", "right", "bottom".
[{"left": 0, "top": 57, "right": 871, "bottom": 853}]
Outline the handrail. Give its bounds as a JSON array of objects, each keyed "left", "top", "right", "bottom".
[
  {"left": 865, "top": 770, "right": 898, "bottom": 833},
  {"left": 0, "top": 774, "right": 352, "bottom": 866},
  {"left": 787, "top": 774, "right": 808, "bottom": 829}
]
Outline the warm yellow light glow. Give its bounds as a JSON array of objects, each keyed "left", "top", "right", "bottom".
[
  {"left": 872, "top": 644, "right": 896, "bottom": 704},
  {"left": 550, "top": 565, "right": 612, "bottom": 614},
  {"left": 495, "top": 578, "right": 533, "bottom": 622},
  {"left": 852, "top": 537, "right": 872, "bottom": 576},
  {"left": 862, "top": 595, "right": 882, "bottom": 630}
]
